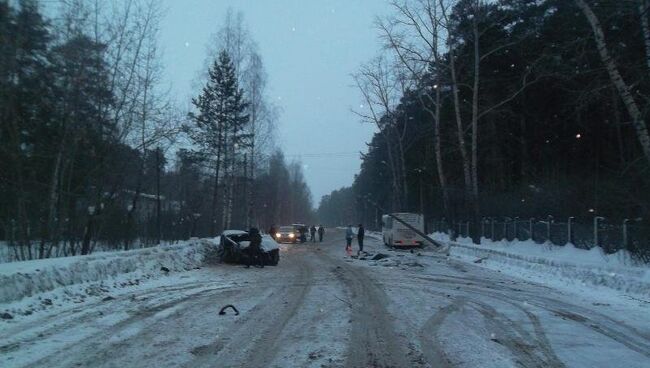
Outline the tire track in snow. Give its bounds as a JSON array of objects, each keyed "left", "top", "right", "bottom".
[
  {"left": 19, "top": 285, "right": 245, "bottom": 368},
  {"left": 186, "top": 250, "right": 313, "bottom": 368},
  {"left": 325, "top": 253, "right": 418, "bottom": 368},
  {"left": 417, "top": 297, "right": 465, "bottom": 368}
]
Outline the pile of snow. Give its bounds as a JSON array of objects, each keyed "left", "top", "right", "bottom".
[
  {"left": 0, "top": 239, "right": 215, "bottom": 304},
  {"left": 366, "top": 230, "right": 383, "bottom": 240},
  {"left": 430, "top": 232, "right": 650, "bottom": 297}
]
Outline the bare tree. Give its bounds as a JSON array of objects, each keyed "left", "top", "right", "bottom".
[
  {"left": 353, "top": 55, "right": 412, "bottom": 210},
  {"left": 378, "top": 0, "right": 451, "bottom": 214}
]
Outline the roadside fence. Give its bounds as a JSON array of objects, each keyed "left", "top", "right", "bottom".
[{"left": 429, "top": 217, "right": 650, "bottom": 263}]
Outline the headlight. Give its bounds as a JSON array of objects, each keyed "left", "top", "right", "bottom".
[
  {"left": 275, "top": 233, "right": 281, "bottom": 238},
  {"left": 289, "top": 233, "right": 295, "bottom": 238}
]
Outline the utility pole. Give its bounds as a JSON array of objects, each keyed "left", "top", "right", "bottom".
[{"left": 156, "top": 147, "right": 162, "bottom": 245}]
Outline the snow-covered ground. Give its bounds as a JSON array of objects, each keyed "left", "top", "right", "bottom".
[
  {"left": 0, "top": 239, "right": 212, "bottom": 318},
  {"left": 1, "top": 229, "right": 649, "bottom": 367},
  {"left": 0, "top": 240, "right": 186, "bottom": 263},
  {"left": 429, "top": 232, "right": 650, "bottom": 301},
  {"left": 345, "top": 235, "right": 650, "bottom": 368}
]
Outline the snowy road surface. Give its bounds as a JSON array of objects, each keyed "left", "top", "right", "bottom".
[{"left": 2, "top": 230, "right": 650, "bottom": 367}]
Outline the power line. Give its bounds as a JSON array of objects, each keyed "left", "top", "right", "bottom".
[{"left": 284, "top": 151, "right": 361, "bottom": 158}]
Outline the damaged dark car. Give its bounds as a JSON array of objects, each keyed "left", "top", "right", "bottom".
[{"left": 217, "top": 230, "right": 280, "bottom": 266}]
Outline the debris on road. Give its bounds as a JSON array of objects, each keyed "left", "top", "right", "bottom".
[
  {"left": 371, "top": 253, "right": 390, "bottom": 261},
  {"left": 219, "top": 304, "right": 240, "bottom": 316},
  {"left": 1, "top": 312, "right": 13, "bottom": 320}
]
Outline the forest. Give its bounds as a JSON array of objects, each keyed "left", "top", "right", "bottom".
[
  {"left": 318, "top": 0, "right": 650, "bottom": 255},
  {"left": 0, "top": 0, "right": 313, "bottom": 260}
]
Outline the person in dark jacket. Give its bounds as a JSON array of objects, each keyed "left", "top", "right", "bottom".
[
  {"left": 245, "top": 228, "right": 264, "bottom": 268},
  {"left": 318, "top": 225, "right": 324, "bottom": 242},
  {"left": 310, "top": 225, "right": 317, "bottom": 243},
  {"left": 357, "top": 224, "right": 365, "bottom": 253}
]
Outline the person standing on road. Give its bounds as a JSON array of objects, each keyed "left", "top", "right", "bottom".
[
  {"left": 357, "top": 224, "right": 365, "bottom": 253},
  {"left": 345, "top": 225, "right": 354, "bottom": 251},
  {"left": 245, "top": 228, "right": 264, "bottom": 268},
  {"left": 310, "top": 225, "right": 317, "bottom": 243},
  {"left": 318, "top": 225, "right": 324, "bottom": 242}
]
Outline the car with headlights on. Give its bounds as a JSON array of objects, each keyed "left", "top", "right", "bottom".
[{"left": 274, "top": 225, "right": 302, "bottom": 243}]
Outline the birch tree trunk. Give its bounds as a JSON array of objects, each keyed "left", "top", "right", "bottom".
[
  {"left": 469, "top": 4, "right": 482, "bottom": 241},
  {"left": 380, "top": 130, "right": 402, "bottom": 211},
  {"left": 449, "top": 47, "right": 474, "bottom": 194},
  {"left": 433, "top": 80, "right": 450, "bottom": 214},
  {"left": 575, "top": 0, "right": 650, "bottom": 167},
  {"left": 471, "top": 8, "right": 480, "bottom": 216},
  {"left": 394, "top": 121, "right": 409, "bottom": 207},
  {"left": 639, "top": 0, "right": 650, "bottom": 71}
]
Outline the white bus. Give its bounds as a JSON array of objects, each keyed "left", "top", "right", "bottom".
[{"left": 382, "top": 213, "right": 425, "bottom": 247}]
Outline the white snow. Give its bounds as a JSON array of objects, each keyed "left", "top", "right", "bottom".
[
  {"left": 430, "top": 232, "right": 650, "bottom": 299},
  {"left": 221, "top": 229, "right": 248, "bottom": 236},
  {"left": 0, "top": 239, "right": 214, "bottom": 304},
  {"left": 2, "top": 229, "right": 650, "bottom": 368}
]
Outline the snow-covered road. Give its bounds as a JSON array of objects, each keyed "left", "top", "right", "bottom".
[{"left": 2, "top": 230, "right": 650, "bottom": 367}]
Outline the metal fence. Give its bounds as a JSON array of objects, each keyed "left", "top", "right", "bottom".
[{"left": 429, "top": 217, "right": 650, "bottom": 263}]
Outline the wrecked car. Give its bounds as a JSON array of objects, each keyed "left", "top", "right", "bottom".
[{"left": 217, "top": 229, "right": 280, "bottom": 266}]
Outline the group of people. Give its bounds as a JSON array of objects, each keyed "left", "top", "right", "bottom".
[
  {"left": 309, "top": 225, "right": 325, "bottom": 243},
  {"left": 243, "top": 224, "right": 367, "bottom": 268},
  {"left": 345, "top": 224, "right": 365, "bottom": 253},
  {"left": 263, "top": 223, "right": 366, "bottom": 254}
]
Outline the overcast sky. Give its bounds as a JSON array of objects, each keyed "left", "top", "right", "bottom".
[{"left": 159, "top": 0, "right": 391, "bottom": 205}]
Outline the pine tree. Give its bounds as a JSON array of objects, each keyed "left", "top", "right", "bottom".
[
  {"left": 188, "top": 50, "right": 248, "bottom": 235},
  {"left": 0, "top": 0, "right": 52, "bottom": 259}
]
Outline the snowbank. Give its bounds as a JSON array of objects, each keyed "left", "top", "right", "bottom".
[
  {"left": 366, "top": 230, "right": 382, "bottom": 241},
  {"left": 0, "top": 239, "right": 215, "bottom": 303},
  {"left": 431, "top": 232, "right": 650, "bottom": 297}
]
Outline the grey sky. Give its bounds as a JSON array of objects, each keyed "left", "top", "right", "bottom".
[{"left": 159, "top": 0, "right": 390, "bottom": 205}]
